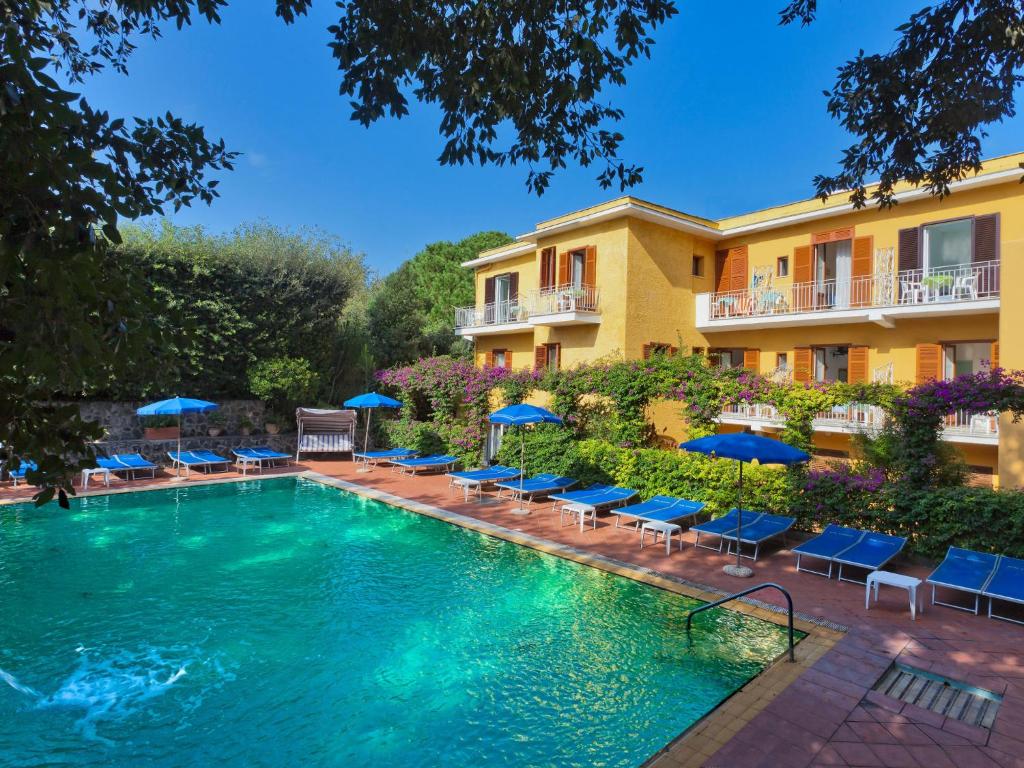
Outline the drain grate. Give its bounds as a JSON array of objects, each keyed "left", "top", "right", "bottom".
[{"left": 873, "top": 663, "right": 1002, "bottom": 728}]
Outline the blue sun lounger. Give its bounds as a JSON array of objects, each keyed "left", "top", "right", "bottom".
[
  {"left": 690, "top": 509, "right": 765, "bottom": 552},
  {"left": 167, "top": 450, "right": 232, "bottom": 478},
  {"left": 98, "top": 453, "right": 158, "bottom": 479},
  {"left": 554, "top": 486, "right": 638, "bottom": 531},
  {"left": 548, "top": 483, "right": 612, "bottom": 510},
  {"left": 832, "top": 531, "right": 907, "bottom": 584},
  {"left": 926, "top": 546, "right": 999, "bottom": 615},
  {"left": 353, "top": 448, "right": 419, "bottom": 470},
  {"left": 494, "top": 474, "right": 577, "bottom": 505},
  {"left": 6, "top": 460, "right": 37, "bottom": 487},
  {"left": 232, "top": 446, "right": 292, "bottom": 475},
  {"left": 392, "top": 454, "right": 459, "bottom": 475},
  {"left": 721, "top": 513, "right": 796, "bottom": 561},
  {"left": 792, "top": 525, "right": 865, "bottom": 578},
  {"left": 612, "top": 496, "right": 707, "bottom": 529},
  {"left": 983, "top": 556, "right": 1024, "bottom": 624},
  {"left": 447, "top": 465, "right": 521, "bottom": 501}
]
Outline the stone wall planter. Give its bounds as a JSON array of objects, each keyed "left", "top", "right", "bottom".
[{"left": 144, "top": 426, "right": 181, "bottom": 441}]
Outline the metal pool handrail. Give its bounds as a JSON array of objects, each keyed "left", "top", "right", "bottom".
[{"left": 685, "top": 582, "right": 796, "bottom": 662}]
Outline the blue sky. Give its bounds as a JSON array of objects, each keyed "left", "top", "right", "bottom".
[{"left": 80, "top": 1, "right": 1023, "bottom": 274}]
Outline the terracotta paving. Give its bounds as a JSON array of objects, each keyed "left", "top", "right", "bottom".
[{"left": 3, "top": 459, "right": 1023, "bottom": 767}]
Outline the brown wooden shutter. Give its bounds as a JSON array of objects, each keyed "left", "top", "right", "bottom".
[
  {"left": 991, "top": 341, "right": 1000, "bottom": 370},
  {"left": 508, "top": 272, "right": 519, "bottom": 301},
  {"left": 729, "top": 246, "right": 748, "bottom": 291},
  {"left": 485, "top": 351, "right": 495, "bottom": 368},
  {"left": 540, "top": 247, "right": 556, "bottom": 290},
  {"left": 715, "top": 250, "right": 731, "bottom": 293},
  {"left": 642, "top": 343, "right": 652, "bottom": 360},
  {"left": 851, "top": 236, "right": 873, "bottom": 307},
  {"left": 793, "top": 245, "right": 813, "bottom": 310},
  {"left": 669, "top": 345, "right": 678, "bottom": 356},
  {"left": 504, "top": 350, "right": 513, "bottom": 370},
  {"left": 534, "top": 345, "right": 547, "bottom": 372},
  {"left": 743, "top": 349, "right": 760, "bottom": 373},
  {"left": 558, "top": 252, "right": 570, "bottom": 286},
  {"left": 793, "top": 347, "right": 812, "bottom": 383},
  {"left": 898, "top": 227, "right": 920, "bottom": 272},
  {"left": 848, "top": 346, "right": 869, "bottom": 384},
  {"left": 916, "top": 343, "right": 943, "bottom": 384},
  {"left": 484, "top": 276, "right": 496, "bottom": 305},
  {"left": 583, "top": 246, "right": 597, "bottom": 287},
  {"left": 974, "top": 214, "right": 999, "bottom": 263}
]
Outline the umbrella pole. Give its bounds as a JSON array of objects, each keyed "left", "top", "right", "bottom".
[
  {"left": 724, "top": 459, "right": 753, "bottom": 578},
  {"left": 511, "top": 426, "right": 529, "bottom": 515},
  {"left": 176, "top": 413, "right": 182, "bottom": 479},
  {"left": 358, "top": 408, "right": 372, "bottom": 473}
]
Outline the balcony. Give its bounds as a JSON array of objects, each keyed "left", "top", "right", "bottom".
[
  {"left": 718, "top": 402, "right": 998, "bottom": 445},
  {"left": 454, "top": 285, "right": 600, "bottom": 335},
  {"left": 697, "top": 260, "right": 999, "bottom": 330}
]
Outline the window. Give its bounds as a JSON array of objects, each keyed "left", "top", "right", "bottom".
[
  {"left": 814, "top": 346, "right": 848, "bottom": 383},
  {"left": 691, "top": 346, "right": 705, "bottom": 356},
  {"left": 493, "top": 273, "right": 512, "bottom": 322},
  {"left": 492, "top": 349, "right": 507, "bottom": 369},
  {"left": 545, "top": 343, "right": 560, "bottom": 371},
  {"left": 643, "top": 342, "right": 674, "bottom": 359},
  {"left": 776, "top": 256, "right": 789, "bottom": 277},
  {"left": 776, "top": 352, "right": 788, "bottom": 371},
  {"left": 923, "top": 219, "right": 972, "bottom": 272},
  {"left": 570, "top": 250, "right": 586, "bottom": 288},
  {"left": 943, "top": 342, "right": 992, "bottom": 379},
  {"left": 709, "top": 348, "right": 744, "bottom": 369},
  {"left": 692, "top": 255, "right": 705, "bottom": 277}
]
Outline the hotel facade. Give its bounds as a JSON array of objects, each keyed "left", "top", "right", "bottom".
[{"left": 455, "top": 154, "right": 1024, "bottom": 487}]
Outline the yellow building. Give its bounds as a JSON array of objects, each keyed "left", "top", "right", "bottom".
[{"left": 455, "top": 153, "right": 1024, "bottom": 486}]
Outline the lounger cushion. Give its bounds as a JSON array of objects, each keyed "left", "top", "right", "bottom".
[
  {"left": 833, "top": 532, "right": 906, "bottom": 568},
  {"left": 982, "top": 556, "right": 1024, "bottom": 603},
  {"left": 724, "top": 514, "right": 795, "bottom": 543},
  {"left": 691, "top": 509, "right": 763, "bottom": 536},
  {"left": 792, "top": 525, "right": 863, "bottom": 558}
]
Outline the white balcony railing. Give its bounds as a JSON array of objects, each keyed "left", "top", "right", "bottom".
[
  {"left": 706, "top": 260, "right": 999, "bottom": 321},
  {"left": 943, "top": 410, "right": 999, "bottom": 437},
  {"left": 454, "top": 284, "right": 600, "bottom": 329}
]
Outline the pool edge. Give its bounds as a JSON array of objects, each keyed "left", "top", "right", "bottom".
[{"left": 301, "top": 471, "right": 846, "bottom": 768}]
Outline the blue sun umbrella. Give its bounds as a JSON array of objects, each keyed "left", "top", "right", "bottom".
[
  {"left": 490, "top": 404, "right": 563, "bottom": 513},
  {"left": 679, "top": 432, "right": 809, "bottom": 576},
  {"left": 343, "top": 392, "right": 403, "bottom": 461},
  {"left": 137, "top": 397, "right": 219, "bottom": 477}
]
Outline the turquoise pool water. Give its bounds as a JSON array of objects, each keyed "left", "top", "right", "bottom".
[{"left": 0, "top": 478, "right": 794, "bottom": 767}]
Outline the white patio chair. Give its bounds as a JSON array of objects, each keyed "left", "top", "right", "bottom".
[{"left": 953, "top": 273, "right": 979, "bottom": 301}]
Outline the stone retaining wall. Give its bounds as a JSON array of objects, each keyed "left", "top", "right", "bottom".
[{"left": 69, "top": 400, "right": 277, "bottom": 441}]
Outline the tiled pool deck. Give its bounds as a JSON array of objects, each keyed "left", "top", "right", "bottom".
[{"left": 4, "top": 460, "right": 1024, "bottom": 767}]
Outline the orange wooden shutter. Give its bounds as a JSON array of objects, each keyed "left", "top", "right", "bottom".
[
  {"left": 793, "top": 244, "right": 813, "bottom": 310},
  {"left": 991, "top": 341, "right": 1000, "bottom": 370},
  {"left": 504, "top": 350, "right": 513, "bottom": 370},
  {"left": 557, "top": 252, "right": 570, "bottom": 286},
  {"left": 485, "top": 351, "right": 495, "bottom": 368},
  {"left": 848, "top": 346, "right": 869, "bottom": 384},
  {"left": 812, "top": 227, "right": 854, "bottom": 245},
  {"left": 534, "top": 345, "right": 547, "bottom": 372},
  {"left": 642, "top": 343, "right": 652, "bottom": 360},
  {"left": 715, "top": 250, "right": 731, "bottom": 293},
  {"left": 729, "top": 246, "right": 748, "bottom": 292},
  {"left": 851, "top": 236, "right": 873, "bottom": 307},
  {"left": 743, "top": 349, "right": 760, "bottom": 373},
  {"left": 583, "top": 246, "right": 597, "bottom": 287},
  {"left": 793, "top": 347, "right": 812, "bottom": 383},
  {"left": 916, "top": 343, "right": 943, "bottom": 383},
  {"left": 540, "top": 247, "right": 556, "bottom": 290}
]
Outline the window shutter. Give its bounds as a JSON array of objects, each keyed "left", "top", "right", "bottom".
[
  {"left": 552, "top": 343, "right": 561, "bottom": 370},
  {"left": 669, "top": 346, "right": 678, "bottom": 356},
  {"left": 793, "top": 245, "right": 813, "bottom": 310},
  {"left": 484, "top": 276, "right": 496, "bottom": 305},
  {"left": 534, "top": 345, "right": 547, "bottom": 372},
  {"left": 973, "top": 214, "right": 999, "bottom": 263},
  {"left": 793, "top": 347, "right": 812, "bottom": 383},
  {"left": 540, "top": 247, "right": 556, "bottom": 290},
  {"left": 642, "top": 343, "right": 652, "bottom": 360},
  {"left": 504, "top": 350, "right": 513, "bottom": 370},
  {"left": 729, "top": 246, "right": 748, "bottom": 291},
  {"left": 898, "top": 227, "right": 920, "bottom": 272},
  {"left": 558, "top": 252, "right": 570, "bottom": 286},
  {"left": 715, "top": 250, "right": 731, "bottom": 293},
  {"left": 508, "top": 272, "right": 519, "bottom": 301},
  {"left": 916, "top": 343, "right": 943, "bottom": 384},
  {"left": 485, "top": 351, "right": 494, "bottom": 368},
  {"left": 848, "top": 346, "right": 869, "bottom": 384},
  {"left": 991, "top": 341, "right": 1000, "bottom": 370},
  {"left": 583, "top": 246, "right": 597, "bottom": 287},
  {"left": 851, "top": 236, "right": 873, "bottom": 307},
  {"left": 743, "top": 349, "right": 760, "bottom": 373}
]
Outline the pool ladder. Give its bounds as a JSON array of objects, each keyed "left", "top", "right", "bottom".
[{"left": 685, "top": 582, "right": 796, "bottom": 662}]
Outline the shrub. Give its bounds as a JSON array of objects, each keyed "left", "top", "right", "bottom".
[
  {"left": 248, "top": 356, "right": 320, "bottom": 421},
  {"left": 790, "top": 465, "right": 887, "bottom": 531},
  {"left": 380, "top": 419, "right": 446, "bottom": 457}
]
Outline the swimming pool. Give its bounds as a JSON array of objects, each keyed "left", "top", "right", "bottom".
[{"left": 0, "top": 477, "right": 794, "bottom": 767}]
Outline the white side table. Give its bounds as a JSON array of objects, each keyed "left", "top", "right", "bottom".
[
  {"left": 81, "top": 467, "right": 111, "bottom": 490},
  {"left": 866, "top": 570, "right": 923, "bottom": 620},
  {"left": 450, "top": 477, "right": 482, "bottom": 503},
  {"left": 640, "top": 521, "right": 682, "bottom": 555}
]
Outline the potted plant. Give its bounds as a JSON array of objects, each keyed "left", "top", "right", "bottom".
[
  {"left": 207, "top": 412, "right": 227, "bottom": 437},
  {"left": 922, "top": 274, "right": 954, "bottom": 299},
  {"left": 142, "top": 415, "right": 180, "bottom": 441},
  {"left": 239, "top": 416, "right": 255, "bottom": 436},
  {"left": 264, "top": 414, "right": 282, "bottom": 435}
]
